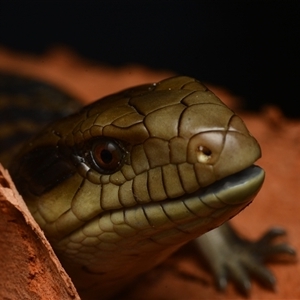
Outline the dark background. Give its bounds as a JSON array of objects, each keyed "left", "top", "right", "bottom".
[{"left": 1, "top": 1, "right": 299, "bottom": 117}]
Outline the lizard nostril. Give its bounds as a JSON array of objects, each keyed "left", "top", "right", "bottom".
[{"left": 197, "top": 145, "right": 212, "bottom": 163}]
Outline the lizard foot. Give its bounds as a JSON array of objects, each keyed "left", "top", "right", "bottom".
[{"left": 195, "top": 222, "right": 296, "bottom": 295}]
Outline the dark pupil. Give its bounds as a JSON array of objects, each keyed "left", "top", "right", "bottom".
[{"left": 101, "top": 149, "right": 113, "bottom": 164}]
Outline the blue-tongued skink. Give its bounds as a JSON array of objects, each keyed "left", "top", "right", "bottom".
[{"left": 0, "top": 75, "right": 295, "bottom": 299}]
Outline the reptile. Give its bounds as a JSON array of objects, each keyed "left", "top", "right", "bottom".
[{"left": 0, "top": 74, "right": 295, "bottom": 299}]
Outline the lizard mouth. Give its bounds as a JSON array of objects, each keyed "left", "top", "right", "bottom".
[
  {"left": 190, "top": 165, "right": 265, "bottom": 207},
  {"left": 141, "top": 165, "right": 265, "bottom": 216},
  {"left": 115, "top": 165, "right": 265, "bottom": 241},
  {"left": 135, "top": 165, "right": 265, "bottom": 235}
]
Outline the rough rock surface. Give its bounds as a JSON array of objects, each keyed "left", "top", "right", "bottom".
[{"left": 0, "top": 165, "right": 80, "bottom": 299}]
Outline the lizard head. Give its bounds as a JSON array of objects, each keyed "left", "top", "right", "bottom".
[{"left": 10, "top": 76, "right": 264, "bottom": 294}]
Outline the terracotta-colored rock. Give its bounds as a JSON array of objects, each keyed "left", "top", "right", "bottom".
[
  {"left": 0, "top": 165, "right": 80, "bottom": 299},
  {"left": 0, "top": 47, "right": 299, "bottom": 299}
]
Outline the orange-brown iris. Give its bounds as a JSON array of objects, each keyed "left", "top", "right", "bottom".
[{"left": 91, "top": 138, "right": 125, "bottom": 174}]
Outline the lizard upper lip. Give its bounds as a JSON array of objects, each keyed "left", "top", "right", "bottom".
[
  {"left": 149, "top": 165, "right": 265, "bottom": 207},
  {"left": 191, "top": 165, "right": 265, "bottom": 207}
]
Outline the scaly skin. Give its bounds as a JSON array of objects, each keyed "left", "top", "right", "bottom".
[{"left": 9, "top": 76, "right": 265, "bottom": 299}]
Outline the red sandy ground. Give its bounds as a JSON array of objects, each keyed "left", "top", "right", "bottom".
[{"left": 0, "top": 47, "right": 299, "bottom": 299}]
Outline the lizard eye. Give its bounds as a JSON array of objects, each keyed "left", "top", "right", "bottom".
[{"left": 89, "top": 138, "right": 126, "bottom": 174}]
